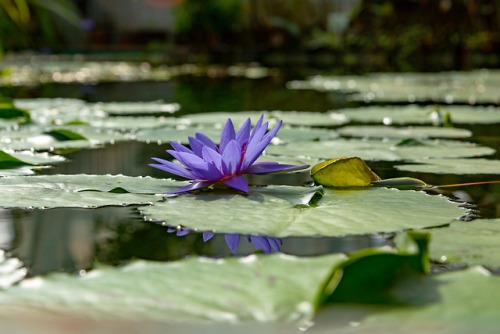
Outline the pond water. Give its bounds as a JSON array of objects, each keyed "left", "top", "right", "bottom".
[{"left": 0, "top": 65, "right": 499, "bottom": 331}]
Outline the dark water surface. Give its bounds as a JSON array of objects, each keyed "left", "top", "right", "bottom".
[{"left": 1, "top": 74, "right": 499, "bottom": 276}]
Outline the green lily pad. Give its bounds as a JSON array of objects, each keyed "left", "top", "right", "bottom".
[
  {"left": 182, "top": 111, "right": 349, "bottom": 128},
  {"left": 395, "top": 158, "right": 500, "bottom": 174},
  {"left": 0, "top": 253, "right": 347, "bottom": 324},
  {"left": 0, "top": 125, "right": 132, "bottom": 151},
  {"left": 14, "top": 98, "right": 103, "bottom": 125},
  {"left": 134, "top": 126, "right": 223, "bottom": 144},
  {"left": 94, "top": 101, "right": 180, "bottom": 115},
  {"left": 135, "top": 125, "right": 339, "bottom": 145},
  {"left": 140, "top": 186, "right": 466, "bottom": 237},
  {"left": 266, "top": 138, "right": 494, "bottom": 162},
  {"left": 337, "top": 105, "right": 500, "bottom": 125},
  {"left": 0, "top": 150, "right": 65, "bottom": 167},
  {"left": 288, "top": 70, "right": 500, "bottom": 105},
  {"left": 88, "top": 116, "right": 180, "bottom": 130},
  {"left": 315, "top": 266, "right": 500, "bottom": 333},
  {"left": 14, "top": 98, "right": 87, "bottom": 110},
  {"left": 424, "top": 219, "right": 500, "bottom": 267},
  {"left": 337, "top": 125, "right": 472, "bottom": 139},
  {"left": 0, "top": 175, "right": 187, "bottom": 208}
]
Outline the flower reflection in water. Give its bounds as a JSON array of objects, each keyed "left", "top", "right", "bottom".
[{"left": 166, "top": 227, "right": 282, "bottom": 253}]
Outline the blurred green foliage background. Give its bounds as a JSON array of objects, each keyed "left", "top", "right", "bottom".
[{"left": 1, "top": 0, "right": 500, "bottom": 70}]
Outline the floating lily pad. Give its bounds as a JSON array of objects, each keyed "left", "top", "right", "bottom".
[
  {"left": 423, "top": 219, "right": 500, "bottom": 267},
  {"left": 182, "top": 111, "right": 349, "bottom": 128},
  {"left": 288, "top": 70, "right": 500, "bottom": 104},
  {"left": 134, "top": 126, "right": 223, "bottom": 144},
  {"left": 135, "top": 125, "right": 338, "bottom": 145},
  {"left": 315, "top": 266, "right": 500, "bottom": 333},
  {"left": 395, "top": 158, "right": 500, "bottom": 174},
  {"left": 14, "top": 98, "right": 87, "bottom": 110},
  {"left": 0, "top": 150, "right": 65, "bottom": 166},
  {"left": 337, "top": 105, "right": 500, "bottom": 125},
  {"left": 94, "top": 101, "right": 180, "bottom": 115},
  {"left": 0, "top": 253, "right": 347, "bottom": 324},
  {"left": 337, "top": 125, "right": 472, "bottom": 139},
  {"left": 266, "top": 138, "right": 494, "bottom": 162},
  {"left": 14, "top": 98, "right": 104, "bottom": 125},
  {"left": 88, "top": 116, "right": 179, "bottom": 130},
  {"left": 0, "top": 175, "right": 187, "bottom": 208},
  {"left": 140, "top": 186, "right": 466, "bottom": 237}
]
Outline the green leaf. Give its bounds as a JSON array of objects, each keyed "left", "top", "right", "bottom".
[
  {"left": 135, "top": 126, "right": 339, "bottom": 145},
  {"left": 0, "top": 149, "right": 65, "bottom": 169},
  {"left": 395, "top": 158, "right": 500, "bottom": 174},
  {"left": 94, "top": 101, "right": 180, "bottom": 115},
  {"left": 336, "top": 105, "right": 500, "bottom": 125},
  {"left": 0, "top": 253, "right": 347, "bottom": 324},
  {"left": 0, "top": 175, "right": 187, "bottom": 209},
  {"left": 182, "top": 111, "right": 349, "bottom": 127},
  {"left": 318, "top": 231, "right": 429, "bottom": 305},
  {"left": 266, "top": 138, "right": 494, "bottom": 162},
  {"left": 288, "top": 70, "right": 500, "bottom": 105},
  {"left": 316, "top": 266, "right": 500, "bottom": 332},
  {"left": 337, "top": 125, "right": 471, "bottom": 139},
  {"left": 140, "top": 186, "right": 466, "bottom": 237},
  {"left": 423, "top": 219, "right": 500, "bottom": 267},
  {"left": 311, "top": 157, "right": 381, "bottom": 187},
  {"left": 44, "top": 129, "right": 88, "bottom": 141}
]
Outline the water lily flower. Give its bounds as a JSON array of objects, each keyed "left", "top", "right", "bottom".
[{"left": 150, "top": 115, "right": 309, "bottom": 194}]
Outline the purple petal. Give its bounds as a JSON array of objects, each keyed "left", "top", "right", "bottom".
[
  {"left": 166, "top": 181, "right": 215, "bottom": 194},
  {"left": 246, "top": 163, "right": 309, "bottom": 174},
  {"left": 240, "top": 140, "right": 269, "bottom": 171},
  {"left": 170, "top": 141, "right": 193, "bottom": 154},
  {"left": 250, "top": 237, "right": 272, "bottom": 253},
  {"left": 219, "top": 118, "right": 236, "bottom": 153},
  {"left": 188, "top": 136, "right": 205, "bottom": 157},
  {"left": 176, "top": 230, "right": 190, "bottom": 236},
  {"left": 240, "top": 121, "right": 282, "bottom": 171},
  {"left": 203, "top": 232, "right": 215, "bottom": 241},
  {"left": 195, "top": 132, "right": 218, "bottom": 151},
  {"left": 249, "top": 114, "right": 264, "bottom": 141},
  {"left": 235, "top": 118, "right": 251, "bottom": 145},
  {"left": 225, "top": 234, "right": 241, "bottom": 252},
  {"left": 222, "top": 174, "right": 249, "bottom": 192},
  {"left": 249, "top": 121, "right": 268, "bottom": 146},
  {"left": 166, "top": 227, "right": 176, "bottom": 233},
  {"left": 189, "top": 161, "right": 224, "bottom": 181},
  {"left": 201, "top": 146, "right": 222, "bottom": 170},
  {"left": 221, "top": 140, "right": 242, "bottom": 175},
  {"left": 166, "top": 150, "right": 200, "bottom": 172},
  {"left": 262, "top": 120, "right": 282, "bottom": 143},
  {"left": 267, "top": 238, "right": 283, "bottom": 251},
  {"left": 149, "top": 158, "right": 195, "bottom": 179}
]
